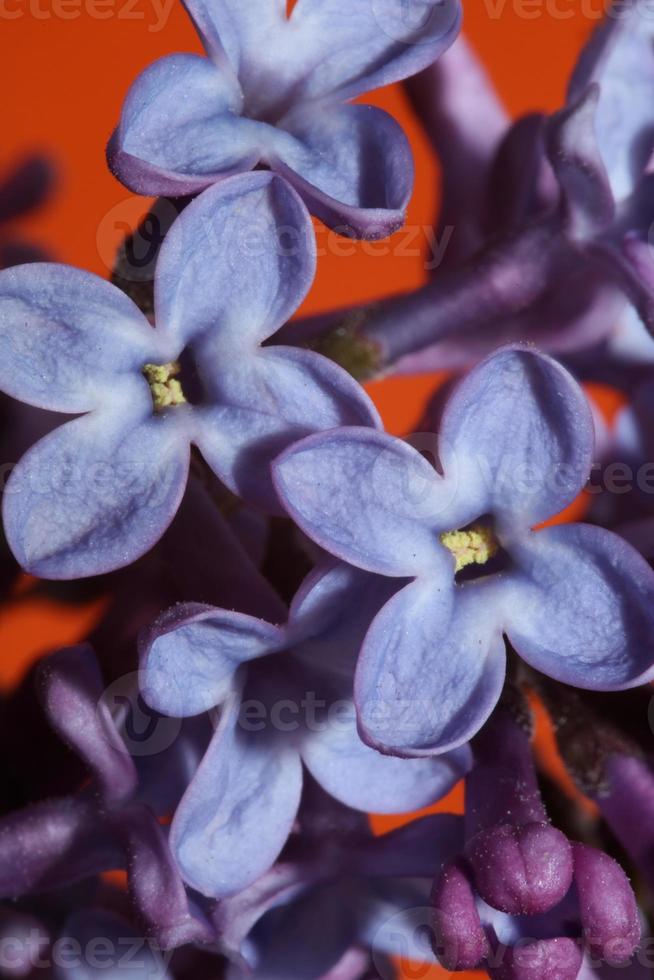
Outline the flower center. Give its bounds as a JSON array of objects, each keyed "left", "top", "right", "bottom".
[
  {"left": 142, "top": 361, "right": 187, "bottom": 412},
  {"left": 440, "top": 523, "right": 499, "bottom": 574}
]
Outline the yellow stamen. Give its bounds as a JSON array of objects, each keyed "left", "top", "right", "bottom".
[
  {"left": 440, "top": 523, "right": 499, "bottom": 574},
  {"left": 143, "top": 361, "right": 187, "bottom": 412}
]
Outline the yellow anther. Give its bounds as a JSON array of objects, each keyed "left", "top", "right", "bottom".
[
  {"left": 440, "top": 523, "right": 499, "bottom": 574},
  {"left": 143, "top": 362, "right": 187, "bottom": 411}
]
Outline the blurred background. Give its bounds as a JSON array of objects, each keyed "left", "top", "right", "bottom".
[{"left": 0, "top": 4, "right": 611, "bottom": 976}]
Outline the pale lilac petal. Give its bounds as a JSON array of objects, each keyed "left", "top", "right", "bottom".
[
  {"left": 301, "top": 699, "right": 471, "bottom": 813},
  {"left": 179, "top": 0, "right": 285, "bottom": 73},
  {"left": 0, "top": 264, "right": 160, "bottom": 412},
  {"left": 355, "top": 580, "right": 506, "bottom": 756},
  {"left": 108, "top": 54, "right": 262, "bottom": 197},
  {"left": 273, "top": 104, "right": 413, "bottom": 238},
  {"left": 3, "top": 389, "right": 190, "bottom": 579},
  {"left": 170, "top": 694, "right": 303, "bottom": 898},
  {"left": 140, "top": 604, "right": 285, "bottom": 717},
  {"left": 193, "top": 347, "right": 380, "bottom": 511},
  {"left": 439, "top": 346, "right": 594, "bottom": 530},
  {"left": 569, "top": 0, "right": 654, "bottom": 200},
  {"left": 39, "top": 645, "right": 138, "bottom": 806},
  {"left": 154, "top": 172, "right": 315, "bottom": 350},
  {"left": 284, "top": 0, "right": 461, "bottom": 103},
  {"left": 505, "top": 523, "right": 654, "bottom": 690}
]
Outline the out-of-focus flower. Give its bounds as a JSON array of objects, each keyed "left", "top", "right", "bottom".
[
  {"left": 274, "top": 346, "right": 654, "bottom": 756},
  {"left": 0, "top": 645, "right": 213, "bottom": 951},
  {"left": 0, "top": 153, "right": 55, "bottom": 269},
  {"left": 108, "top": 0, "right": 461, "bottom": 240},
  {"left": 140, "top": 561, "right": 471, "bottom": 898},
  {"left": 0, "top": 172, "right": 378, "bottom": 579}
]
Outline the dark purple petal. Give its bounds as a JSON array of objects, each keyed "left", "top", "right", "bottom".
[
  {"left": 192, "top": 347, "right": 380, "bottom": 512},
  {"left": 466, "top": 822, "right": 573, "bottom": 916},
  {"left": 431, "top": 861, "right": 488, "bottom": 970},
  {"left": 487, "top": 937, "right": 583, "bottom": 980},
  {"left": 405, "top": 36, "right": 508, "bottom": 266},
  {"left": 273, "top": 104, "right": 412, "bottom": 239},
  {"left": 170, "top": 694, "right": 303, "bottom": 898},
  {"left": 506, "top": 523, "right": 654, "bottom": 690},
  {"left": 0, "top": 265, "right": 160, "bottom": 412},
  {"left": 140, "top": 603, "right": 285, "bottom": 717},
  {"left": 352, "top": 812, "right": 464, "bottom": 879},
  {"left": 154, "top": 172, "right": 315, "bottom": 350},
  {"left": 3, "top": 396, "right": 190, "bottom": 579},
  {"left": 355, "top": 581, "right": 506, "bottom": 756},
  {"left": 108, "top": 54, "right": 260, "bottom": 197},
  {"left": 116, "top": 804, "right": 214, "bottom": 949},
  {"left": 547, "top": 86, "right": 615, "bottom": 238},
  {"left": 273, "top": 428, "right": 453, "bottom": 577},
  {"left": 573, "top": 843, "right": 640, "bottom": 965},
  {"left": 0, "top": 797, "right": 122, "bottom": 896},
  {"left": 39, "top": 645, "right": 138, "bottom": 806},
  {"left": 439, "top": 346, "right": 594, "bottom": 530},
  {"left": 0, "top": 154, "right": 55, "bottom": 224},
  {"left": 0, "top": 907, "right": 49, "bottom": 978},
  {"left": 57, "top": 909, "right": 172, "bottom": 978},
  {"left": 300, "top": 699, "right": 471, "bottom": 813}
]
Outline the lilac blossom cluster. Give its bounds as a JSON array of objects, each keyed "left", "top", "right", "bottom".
[{"left": 3, "top": 1, "right": 654, "bottom": 978}]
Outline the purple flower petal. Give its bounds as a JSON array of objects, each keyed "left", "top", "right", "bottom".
[
  {"left": 273, "top": 104, "right": 413, "bottom": 238},
  {"left": 547, "top": 85, "right": 615, "bottom": 238},
  {"left": 569, "top": 0, "right": 654, "bottom": 200},
  {"left": 154, "top": 172, "right": 315, "bottom": 350},
  {"left": 0, "top": 154, "right": 55, "bottom": 224},
  {"left": 284, "top": 0, "right": 461, "bottom": 103},
  {"left": 0, "top": 265, "right": 160, "bottom": 412},
  {"left": 273, "top": 428, "right": 453, "bottom": 577},
  {"left": 140, "top": 603, "right": 285, "bottom": 717},
  {"left": 3, "top": 393, "right": 190, "bottom": 579},
  {"left": 39, "top": 644, "right": 138, "bottom": 806},
  {"left": 170, "top": 693, "right": 303, "bottom": 898},
  {"left": 506, "top": 523, "right": 654, "bottom": 690},
  {"left": 108, "top": 54, "right": 261, "bottom": 197},
  {"left": 572, "top": 843, "right": 640, "bottom": 965},
  {"left": 439, "top": 347, "right": 594, "bottom": 529},
  {"left": 301, "top": 699, "right": 471, "bottom": 813},
  {"left": 193, "top": 348, "right": 380, "bottom": 511},
  {"left": 355, "top": 580, "right": 506, "bottom": 756},
  {"left": 56, "top": 910, "right": 172, "bottom": 979}
]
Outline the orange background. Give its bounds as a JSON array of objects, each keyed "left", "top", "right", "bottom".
[{"left": 0, "top": 3, "right": 610, "bottom": 977}]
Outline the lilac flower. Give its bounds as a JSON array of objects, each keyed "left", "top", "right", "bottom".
[
  {"left": 140, "top": 560, "right": 471, "bottom": 898},
  {"left": 432, "top": 706, "right": 640, "bottom": 977},
  {"left": 0, "top": 645, "right": 212, "bottom": 951},
  {"left": 273, "top": 346, "right": 654, "bottom": 756},
  {"left": 0, "top": 153, "right": 54, "bottom": 269},
  {"left": 214, "top": 784, "right": 462, "bottom": 978},
  {"left": 108, "top": 0, "right": 461, "bottom": 240},
  {"left": 0, "top": 172, "right": 378, "bottom": 579},
  {"left": 281, "top": 3, "right": 654, "bottom": 379}
]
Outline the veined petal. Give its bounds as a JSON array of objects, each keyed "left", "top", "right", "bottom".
[
  {"left": 283, "top": 0, "right": 461, "bottom": 103},
  {"left": 273, "top": 104, "right": 413, "bottom": 239},
  {"left": 180, "top": 0, "right": 286, "bottom": 73},
  {"left": 505, "top": 523, "right": 654, "bottom": 690},
  {"left": 355, "top": 580, "right": 506, "bottom": 756},
  {"left": 170, "top": 694, "right": 303, "bottom": 898},
  {"left": 0, "top": 264, "right": 159, "bottom": 412},
  {"left": 154, "top": 172, "right": 315, "bottom": 350},
  {"left": 301, "top": 699, "right": 471, "bottom": 813},
  {"left": 109, "top": 54, "right": 262, "bottom": 197},
  {"left": 3, "top": 393, "right": 190, "bottom": 579},
  {"left": 569, "top": 0, "right": 654, "bottom": 201},
  {"left": 274, "top": 427, "right": 455, "bottom": 576},
  {"left": 193, "top": 347, "right": 380, "bottom": 512},
  {"left": 439, "top": 346, "right": 594, "bottom": 531},
  {"left": 140, "top": 604, "right": 286, "bottom": 717}
]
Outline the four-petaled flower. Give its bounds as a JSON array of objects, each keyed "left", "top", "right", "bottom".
[
  {"left": 273, "top": 345, "right": 654, "bottom": 756},
  {"left": 0, "top": 172, "right": 378, "bottom": 579},
  {"left": 108, "top": 0, "right": 461, "bottom": 239}
]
